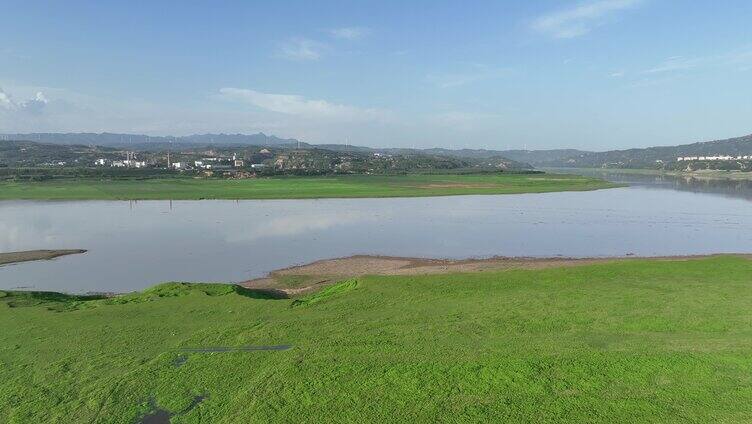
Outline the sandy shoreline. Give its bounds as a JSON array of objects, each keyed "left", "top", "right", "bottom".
[
  {"left": 241, "top": 253, "right": 752, "bottom": 297},
  {"left": 0, "top": 249, "right": 87, "bottom": 266}
]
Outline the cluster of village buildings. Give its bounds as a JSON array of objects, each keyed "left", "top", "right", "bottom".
[
  {"left": 95, "top": 151, "right": 148, "bottom": 168},
  {"left": 96, "top": 158, "right": 148, "bottom": 168},
  {"left": 677, "top": 155, "right": 752, "bottom": 161},
  {"left": 187, "top": 153, "right": 257, "bottom": 170},
  {"left": 93, "top": 150, "right": 269, "bottom": 171}
]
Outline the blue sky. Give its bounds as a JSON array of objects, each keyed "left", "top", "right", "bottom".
[{"left": 1, "top": 0, "right": 751, "bottom": 150}]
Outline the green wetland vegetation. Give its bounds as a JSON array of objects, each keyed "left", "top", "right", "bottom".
[
  {"left": 0, "top": 173, "right": 615, "bottom": 200},
  {"left": 3, "top": 256, "right": 752, "bottom": 422}
]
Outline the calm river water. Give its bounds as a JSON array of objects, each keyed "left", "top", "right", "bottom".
[{"left": 2, "top": 174, "right": 752, "bottom": 293}]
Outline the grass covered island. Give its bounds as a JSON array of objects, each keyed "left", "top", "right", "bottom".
[
  {"left": 3, "top": 255, "right": 752, "bottom": 422},
  {"left": 0, "top": 173, "right": 616, "bottom": 200}
]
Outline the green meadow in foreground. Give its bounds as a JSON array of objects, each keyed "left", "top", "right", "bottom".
[
  {"left": 2, "top": 256, "right": 752, "bottom": 422},
  {"left": 0, "top": 173, "right": 615, "bottom": 200}
]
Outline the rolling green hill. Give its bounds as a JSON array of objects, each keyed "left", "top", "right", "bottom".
[{"left": 542, "top": 133, "right": 752, "bottom": 170}]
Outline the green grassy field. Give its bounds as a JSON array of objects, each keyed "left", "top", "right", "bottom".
[
  {"left": 3, "top": 256, "right": 752, "bottom": 423},
  {"left": 0, "top": 173, "right": 615, "bottom": 200}
]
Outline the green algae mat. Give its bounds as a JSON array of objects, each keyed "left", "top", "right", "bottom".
[{"left": 3, "top": 256, "right": 752, "bottom": 422}]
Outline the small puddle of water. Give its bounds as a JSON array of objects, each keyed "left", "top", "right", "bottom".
[
  {"left": 138, "top": 395, "right": 206, "bottom": 424},
  {"left": 138, "top": 408, "right": 170, "bottom": 424},
  {"left": 172, "top": 355, "right": 187, "bottom": 367}
]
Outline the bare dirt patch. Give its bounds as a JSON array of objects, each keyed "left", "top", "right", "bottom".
[{"left": 241, "top": 253, "right": 752, "bottom": 296}]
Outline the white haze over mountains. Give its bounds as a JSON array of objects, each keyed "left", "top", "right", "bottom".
[
  {"left": 0, "top": 77, "right": 749, "bottom": 151},
  {"left": 0, "top": 85, "right": 507, "bottom": 150}
]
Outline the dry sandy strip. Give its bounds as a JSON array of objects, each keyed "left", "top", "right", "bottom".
[
  {"left": 0, "top": 249, "right": 87, "bottom": 266},
  {"left": 241, "top": 253, "right": 752, "bottom": 297}
]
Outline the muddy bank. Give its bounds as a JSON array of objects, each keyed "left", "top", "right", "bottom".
[
  {"left": 0, "top": 249, "right": 87, "bottom": 266},
  {"left": 241, "top": 253, "right": 752, "bottom": 296}
]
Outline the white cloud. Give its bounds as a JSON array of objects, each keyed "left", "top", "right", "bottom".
[
  {"left": 643, "top": 48, "right": 752, "bottom": 74},
  {"left": 34, "top": 92, "right": 48, "bottom": 103},
  {"left": 328, "top": 27, "right": 369, "bottom": 40},
  {"left": 426, "top": 65, "right": 508, "bottom": 88},
  {"left": 0, "top": 87, "right": 49, "bottom": 113},
  {"left": 643, "top": 56, "right": 701, "bottom": 74},
  {"left": 20, "top": 92, "right": 49, "bottom": 114},
  {"left": 610, "top": 71, "right": 625, "bottom": 77},
  {"left": 218, "top": 87, "right": 388, "bottom": 122},
  {"left": 0, "top": 88, "right": 13, "bottom": 110},
  {"left": 278, "top": 38, "right": 326, "bottom": 61},
  {"left": 532, "top": 0, "right": 643, "bottom": 39},
  {"left": 0, "top": 83, "right": 266, "bottom": 135}
]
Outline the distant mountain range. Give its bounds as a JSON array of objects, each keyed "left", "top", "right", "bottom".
[
  {"left": 307, "top": 145, "right": 581, "bottom": 166},
  {"left": 428, "top": 149, "right": 590, "bottom": 164},
  {"left": 0, "top": 132, "right": 304, "bottom": 148}
]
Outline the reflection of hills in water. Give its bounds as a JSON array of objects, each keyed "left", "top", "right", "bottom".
[{"left": 566, "top": 170, "right": 752, "bottom": 202}]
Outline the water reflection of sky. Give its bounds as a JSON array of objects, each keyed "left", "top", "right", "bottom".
[
  {"left": 2, "top": 185, "right": 752, "bottom": 293},
  {"left": 551, "top": 168, "right": 752, "bottom": 202}
]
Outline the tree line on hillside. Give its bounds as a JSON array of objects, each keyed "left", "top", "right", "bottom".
[{"left": 0, "top": 140, "right": 533, "bottom": 180}]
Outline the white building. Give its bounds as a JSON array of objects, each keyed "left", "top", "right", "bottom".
[
  {"left": 123, "top": 160, "right": 147, "bottom": 168},
  {"left": 677, "top": 155, "right": 752, "bottom": 162},
  {"left": 94, "top": 158, "right": 107, "bottom": 166}
]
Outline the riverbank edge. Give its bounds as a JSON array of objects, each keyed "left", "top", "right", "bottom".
[
  {"left": 0, "top": 249, "right": 87, "bottom": 266},
  {"left": 240, "top": 253, "right": 752, "bottom": 297},
  {"left": 6, "top": 253, "right": 748, "bottom": 298},
  {"left": 544, "top": 167, "right": 752, "bottom": 180}
]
